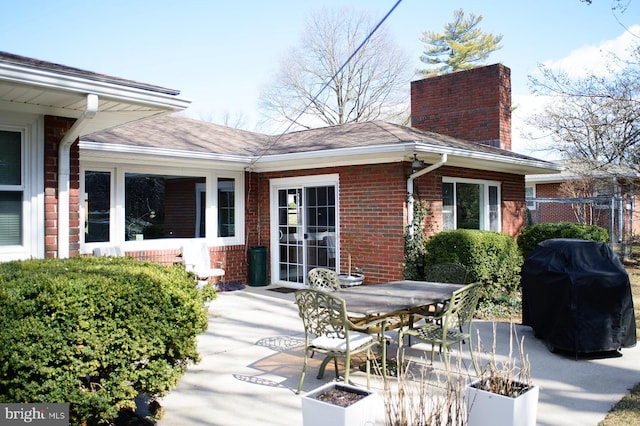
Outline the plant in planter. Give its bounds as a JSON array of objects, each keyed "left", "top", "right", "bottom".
[
  {"left": 466, "top": 323, "right": 539, "bottom": 426},
  {"left": 301, "top": 382, "right": 377, "bottom": 426}
]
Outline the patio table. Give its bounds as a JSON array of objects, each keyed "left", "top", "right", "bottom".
[
  {"left": 339, "top": 280, "right": 463, "bottom": 320},
  {"left": 338, "top": 280, "right": 464, "bottom": 375}
]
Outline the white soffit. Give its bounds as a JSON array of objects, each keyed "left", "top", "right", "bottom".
[{"left": 0, "top": 60, "right": 190, "bottom": 134}]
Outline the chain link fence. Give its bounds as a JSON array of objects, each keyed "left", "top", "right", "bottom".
[{"left": 527, "top": 195, "right": 636, "bottom": 259}]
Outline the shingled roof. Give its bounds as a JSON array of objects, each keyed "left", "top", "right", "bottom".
[
  {"left": 85, "top": 113, "right": 549, "bottom": 167},
  {"left": 0, "top": 51, "right": 178, "bottom": 95}
]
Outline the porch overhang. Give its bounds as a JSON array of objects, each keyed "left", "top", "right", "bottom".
[{"left": 0, "top": 52, "right": 191, "bottom": 133}]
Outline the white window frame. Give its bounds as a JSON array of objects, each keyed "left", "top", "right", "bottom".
[
  {"left": 0, "top": 114, "right": 44, "bottom": 261},
  {"left": 525, "top": 185, "right": 536, "bottom": 210},
  {"left": 195, "top": 182, "right": 206, "bottom": 238},
  {"left": 442, "top": 177, "right": 501, "bottom": 232},
  {"left": 80, "top": 164, "right": 244, "bottom": 253},
  {"left": 269, "top": 174, "right": 340, "bottom": 286}
]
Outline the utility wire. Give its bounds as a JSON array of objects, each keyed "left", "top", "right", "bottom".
[{"left": 247, "top": 0, "right": 403, "bottom": 168}]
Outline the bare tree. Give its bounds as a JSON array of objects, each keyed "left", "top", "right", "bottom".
[
  {"left": 527, "top": 41, "right": 640, "bottom": 177},
  {"left": 259, "top": 7, "right": 411, "bottom": 130}
]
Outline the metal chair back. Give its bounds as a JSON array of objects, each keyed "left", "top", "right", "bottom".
[
  {"left": 294, "top": 289, "right": 376, "bottom": 393},
  {"left": 398, "top": 282, "right": 482, "bottom": 378},
  {"left": 308, "top": 267, "right": 341, "bottom": 291},
  {"left": 296, "top": 288, "right": 348, "bottom": 339},
  {"left": 442, "top": 282, "right": 481, "bottom": 336}
]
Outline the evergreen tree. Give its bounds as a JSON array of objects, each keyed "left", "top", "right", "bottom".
[{"left": 419, "top": 9, "right": 503, "bottom": 76}]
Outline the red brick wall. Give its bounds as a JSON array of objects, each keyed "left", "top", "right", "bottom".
[
  {"left": 250, "top": 164, "right": 407, "bottom": 284},
  {"left": 248, "top": 162, "right": 526, "bottom": 285},
  {"left": 411, "top": 64, "right": 512, "bottom": 150},
  {"left": 339, "top": 164, "right": 407, "bottom": 283},
  {"left": 44, "top": 115, "right": 77, "bottom": 258},
  {"left": 125, "top": 245, "right": 245, "bottom": 282}
]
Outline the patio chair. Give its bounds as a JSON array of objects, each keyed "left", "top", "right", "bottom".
[
  {"left": 398, "top": 282, "right": 482, "bottom": 378},
  {"left": 307, "top": 267, "right": 341, "bottom": 291},
  {"left": 294, "top": 289, "right": 380, "bottom": 393},
  {"left": 407, "top": 262, "right": 469, "bottom": 338},
  {"left": 421, "top": 262, "right": 468, "bottom": 318},
  {"left": 180, "top": 241, "right": 225, "bottom": 288}
]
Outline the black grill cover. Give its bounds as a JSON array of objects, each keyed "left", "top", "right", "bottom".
[{"left": 522, "top": 238, "right": 636, "bottom": 353}]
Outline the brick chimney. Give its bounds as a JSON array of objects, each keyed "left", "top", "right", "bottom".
[{"left": 410, "top": 63, "right": 511, "bottom": 151}]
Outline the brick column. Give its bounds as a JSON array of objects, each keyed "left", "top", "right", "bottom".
[{"left": 44, "top": 115, "right": 78, "bottom": 258}]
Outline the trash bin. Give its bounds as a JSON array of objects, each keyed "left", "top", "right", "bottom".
[{"left": 248, "top": 246, "right": 268, "bottom": 287}]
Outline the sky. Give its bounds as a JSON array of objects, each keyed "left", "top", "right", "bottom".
[{"left": 3, "top": 0, "right": 639, "bottom": 160}]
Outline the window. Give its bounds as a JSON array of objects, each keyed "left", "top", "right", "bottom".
[
  {"left": 218, "top": 178, "right": 235, "bottom": 237},
  {"left": 85, "top": 171, "right": 111, "bottom": 242},
  {"left": 82, "top": 168, "right": 243, "bottom": 248},
  {"left": 125, "top": 173, "right": 206, "bottom": 240},
  {"left": 0, "top": 130, "right": 23, "bottom": 246},
  {"left": 525, "top": 185, "right": 536, "bottom": 210},
  {"left": 442, "top": 178, "right": 501, "bottom": 231}
]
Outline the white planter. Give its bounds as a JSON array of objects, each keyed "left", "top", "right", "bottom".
[
  {"left": 338, "top": 273, "right": 364, "bottom": 287},
  {"left": 466, "top": 380, "right": 539, "bottom": 426},
  {"left": 301, "top": 382, "right": 376, "bottom": 426}
]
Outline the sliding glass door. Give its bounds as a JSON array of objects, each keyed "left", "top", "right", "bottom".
[{"left": 273, "top": 177, "right": 337, "bottom": 285}]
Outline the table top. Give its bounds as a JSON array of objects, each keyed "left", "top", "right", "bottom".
[{"left": 338, "top": 280, "right": 464, "bottom": 318}]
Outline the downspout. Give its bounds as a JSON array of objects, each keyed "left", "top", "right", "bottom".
[
  {"left": 407, "top": 153, "right": 447, "bottom": 235},
  {"left": 58, "top": 94, "right": 99, "bottom": 258}
]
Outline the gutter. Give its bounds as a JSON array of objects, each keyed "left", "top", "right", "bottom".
[
  {"left": 407, "top": 153, "right": 447, "bottom": 236},
  {"left": 58, "top": 94, "right": 99, "bottom": 258}
]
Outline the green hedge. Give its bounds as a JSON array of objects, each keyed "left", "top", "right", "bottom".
[
  {"left": 424, "top": 230, "right": 523, "bottom": 301},
  {"left": 0, "top": 256, "right": 208, "bottom": 426},
  {"left": 517, "top": 222, "right": 609, "bottom": 259}
]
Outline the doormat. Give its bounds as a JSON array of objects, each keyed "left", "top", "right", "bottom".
[
  {"left": 217, "top": 281, "right": 246, "bottom": 292},
  {"left": 267, "top": 287, "right": 297, "bottom": 294}
]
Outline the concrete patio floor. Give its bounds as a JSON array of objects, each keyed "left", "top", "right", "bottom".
[{"left": 156, "top": 285, "right": 640, "bottom": 426}]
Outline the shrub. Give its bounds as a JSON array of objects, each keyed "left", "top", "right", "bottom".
[
  {"left": 424, "top": 230, "right": 522, "bottom": 301},
  {"left": 517, "top": 222, "right": 609, "bottom": 259},
  {"left": 0, "top": 256, "right": 208, "bottom": 426}
]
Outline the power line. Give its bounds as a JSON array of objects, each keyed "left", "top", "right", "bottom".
[{"left": 247, "top": 0, "right": 404, "bottom": 168}]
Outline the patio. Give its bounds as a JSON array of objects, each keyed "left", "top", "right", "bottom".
[{"left": 157, "top": 285, "right": 640, "bottom": 426}]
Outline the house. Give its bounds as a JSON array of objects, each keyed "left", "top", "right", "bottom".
[
  {"left": 1, "top": 52, "right": 560, "bottom": 285},
  {"left": 526, "top": 160, "right": 640, "bottom": 245},
  {"left": 0, "top": 51, "right": 190, "bottom": 262}
]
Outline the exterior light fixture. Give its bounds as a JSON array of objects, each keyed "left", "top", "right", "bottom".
[{"left": 411, "top": 153, "right": 424, "bottom": 173}]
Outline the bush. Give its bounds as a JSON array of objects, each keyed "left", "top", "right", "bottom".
[
  {"left": 0, "top": 256, "right": 208, "bottom": 426},
  {"left": 517, "top": 222, "right": 609, "bottom": 259},
  {"left": 424, "top": 230, "right": 523, "bottom": 301}
]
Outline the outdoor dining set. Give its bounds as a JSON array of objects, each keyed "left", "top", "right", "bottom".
[{"left": 294, "top": 263, "right": 482, "bottom": 393}]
